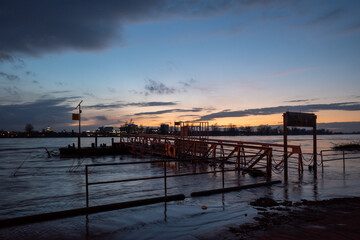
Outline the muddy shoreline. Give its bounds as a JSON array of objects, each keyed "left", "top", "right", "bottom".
[{"left": 205, "top": 197, "right": 360, "bottom": 240}]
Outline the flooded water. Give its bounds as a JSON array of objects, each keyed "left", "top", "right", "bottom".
[{"left": 0, "top": 135, "right": 359, "bottom": 239}]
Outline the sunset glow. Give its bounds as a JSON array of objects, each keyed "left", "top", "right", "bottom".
[{"left": 1, "top": 1, "right": 360, "bottom": 132}]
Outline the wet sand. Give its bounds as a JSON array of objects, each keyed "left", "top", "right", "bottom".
[{"left": 207, "top": 197, "right": 360, "bottom": 240}]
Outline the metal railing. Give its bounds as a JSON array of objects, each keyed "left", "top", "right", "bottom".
[
  {"left": 118, "top": 134, "right": 275, "bottom": 176},
  {"left": 85, "top": 160, "right": 245, "bottom": 208},
  {"left": 320, "top": 150, "right": 360, "bottom": 171}
]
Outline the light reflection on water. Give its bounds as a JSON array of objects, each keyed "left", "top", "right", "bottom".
[{"left": 0, "top": 135, "right": 359, "bottom": 240}]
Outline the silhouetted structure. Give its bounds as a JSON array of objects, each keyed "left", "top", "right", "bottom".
[{"left": 160, "top": 124, "right": 170, "bottom": 135}]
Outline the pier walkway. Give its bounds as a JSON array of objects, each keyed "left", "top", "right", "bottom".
[{"left": 117, "top": 134, "right": 303, "bottom": 177}]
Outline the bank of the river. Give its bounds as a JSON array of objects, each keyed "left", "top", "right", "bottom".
[{"left": 205, "top": 197, "right": 360, "bottom": 240}]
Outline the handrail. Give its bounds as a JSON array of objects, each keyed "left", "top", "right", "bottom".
[
  {"left": 320, "top": 149, "right": 360, "bottom": 171},
  {"left": 85, "top": 160, "right": 239, "bottom": 208},
  {"left": 119, "top": 133, "right": 301, "bottom": 174},
  {"left": 120, "top": 133, "right": 301, "bottom": 150}
]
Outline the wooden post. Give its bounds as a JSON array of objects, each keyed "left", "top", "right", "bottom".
[
  {"left": 222, "top": 166, "right": 225, "bottom": 189},
  {"left": 266, "top": 149, "right": 272, "bottom": 181},
  {"left": 164, "top": 161, "right": 167, "bottom": 199},
  {"left": 283, "top": 112, "right": 317, "bottom": 180},
  {"left": 213, "top": 145, "right": 216, "bottom": 167},
  {"left": 321, "top": 151, "right": 324, "bottom": 172},
  {"left": 237, "top": 147, "right": 240, "bottom": 173},
  {"left": 283, "top": 113, "right": 288, "bottom": 182},
  {"left": 78, "top": 105, "right": 81, "bottom": 149},
  {"left": 74, "top": 100, "right": 83, "bottom": 149},
  {"left": 86, "top": 165, "right": 89, "bottom": 208},
  {"left": 313, "top": 121, "right": 317, "bottom": 178}
]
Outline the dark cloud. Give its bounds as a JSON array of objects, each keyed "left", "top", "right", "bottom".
[
  {"left": 131, "top": 101, "right": 177, "bottom": 107},
  {"left": 342, "top": 22, "right": 360, "bottom": 33},
  {"left": 108, "top": 87, "right": 116, "bottom": 93},
  {"left": 0, "top": 0, "right": 285, "bottom": 57},
  {"left": 285, "top": 99, "right": 309, "bottom": 103},
  {"left": 50, "top": 90, "right": 72, "bottom": 94},
  {"left": 317, "top": 121, "right": 360, "bottom": 133},
  {"left": 198, "top": 102, "right": 360, "bottom": 121},
  {"left": 179, "top": 79, "right": 196, "bottom": 87},
  {"left": 178, "top": 114, "right": 200, "bottom": 117},
  {"left": 0, "top": 72, "right": 20, "bottom": 81},
  {"left": 135, "top": 108, "right": 202, "bottom": 116},
  {"left": 55, "top": 82, "right": 65, "bottom": 86},
  {"left": 0, "top": 97, "right": 74, "bottom": 131},
  {"left": 86, "top": 101, "right": 177, "bottom": 109},
  {"left": 94, "top": 115, "right": 107, "bottom": 121},
  {"left": 0, "top": 52, "right": 25, "bottom": 69},
  {"left": 144, "top": 79, "right": 175, "bottom": 95},
  {"left": 25, "top": 71, "right": 36, "bottom": 77},
  {"left": 86, "top": 103, "right": 123, "bottom": 109},
  {"left": 178, "top": 78, "right": 196, "bottom": 92},
  {"left": 308, "top": 8, "right": 344, "bottom": 26},
  {"left": 2, "top": 86, "right": 20, "bottom": 96},
  {"left": 0, "top": 52, "right": 25, "bottom": 68},
  {"left": 0, "top": 52, "right": 15, "bottom": 63},
  {"left": 82, "top": 91, "right": 96, "bottom": 98}
]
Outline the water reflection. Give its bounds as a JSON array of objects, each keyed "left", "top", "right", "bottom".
[
  {"left": 85, "top": 215, "right": 89, "bottom": 240},
  {"left": 1, "top": 136, "right": 360, "bottom": 239},
  {"left": 163, "top": 201, "right": 167, "bottom": 222}
]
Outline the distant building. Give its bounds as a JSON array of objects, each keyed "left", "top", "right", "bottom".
[
  {"left": 160, "top": 124, "right": 170, "bottom": 135},
  {"left": 120, "top": 124, "right": 138, "bottom": 134},
  {"left": 97, "top": 126, "right": 114, "bottom": 134}
]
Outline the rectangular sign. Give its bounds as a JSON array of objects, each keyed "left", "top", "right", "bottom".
[
  {"left": 284, "top": 112, "right": 316, "bottom": 127},
  {"left": 72, "top": 113, "right": 79, "bottom": 121}
]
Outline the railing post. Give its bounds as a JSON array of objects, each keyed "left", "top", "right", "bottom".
[
  {"left": 320, "top": 151, "right": 324, "bottom": 172},
  {"left": 213, "top": 145, "right": 217, "bottom": 167},
  {"left": 222, "top": 165, "right": 225, "bottom": 189},
  {"left": 86, "top": 165, "right": 89, "bottom": 208},
  {"left": 283, "top": 114, "right": 288, "bottom": 182},
  {"left": 266, "top": 149, "right": 272, "bottom": 181},
  {"left": 343, "top": 150, "right": 345, "bottom": 171},
  {"left": 237, "top": 146, "right": 240, "bottom": 173},
  {"left": 164, "top": 161, "right": 167, "bottom": 199}
]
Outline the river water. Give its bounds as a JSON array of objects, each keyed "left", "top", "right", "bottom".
[{"left": 0, "top": 135, "right": 359, "bottom": 239}]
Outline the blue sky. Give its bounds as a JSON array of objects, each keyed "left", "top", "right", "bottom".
[{"left": 1, "top": 0, "right": 360, "bottom": 132}]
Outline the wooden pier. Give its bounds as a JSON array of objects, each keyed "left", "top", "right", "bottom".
[
  {"left": 118, "top": 133, "right": 303, "bottom": 177},
  {"left": 60, "top": 133, "right": 303, "bottom": 177}
]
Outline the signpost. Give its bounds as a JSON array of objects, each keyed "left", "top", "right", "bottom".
[
  {"left": 74, "top": 100, "right": 83, "bottom": 149},
  {"left": 283, "top": 112, "right": 317, "bottom": 181}
]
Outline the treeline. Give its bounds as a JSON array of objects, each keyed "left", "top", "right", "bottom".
[
  {"left": 1, "top": 124, "right": 358, "bottom": 138},
  {"left": 210, "top": 125, "right": 335, "bottom": 136},
  {"left": 0, "top": 130, "right": 80, "bottom": 138}
]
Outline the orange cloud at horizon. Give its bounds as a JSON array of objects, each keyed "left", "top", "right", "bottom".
[
  {"left": 70, "top": 109, "right": 360, "bottom": 130},
  {"left": 134, "top": 109, "right": 360, "bottom": 128}
]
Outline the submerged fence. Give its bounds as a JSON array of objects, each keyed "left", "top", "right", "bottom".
[
  {"left": 85, "top": 160, "right": 276, "bottom": 208},
  {"left": 320, "top": 150, "right": 360, "bottom": 171}
]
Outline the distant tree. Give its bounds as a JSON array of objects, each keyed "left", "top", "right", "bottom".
[
  {"left": 139, "top": 125, "right": 144, "bottom": 133},
  {"left": 211, "top": 123, "right": 219, "bottom": 135},
  {"left": 25, "top": 123, "right": 34, "bottom": 133},
  {"left": 257, "top": 125, "right": 272, "bottom": 135},
  {"left": 240, "top": 126, "right": 253, "bottom": 135},
  {"left": 227, "top": 123, "right": 237, "bottom": 135}
]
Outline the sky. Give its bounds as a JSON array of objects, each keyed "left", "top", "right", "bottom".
[{"left": 1, "top": 0, "right": 360, "bottom": 132}]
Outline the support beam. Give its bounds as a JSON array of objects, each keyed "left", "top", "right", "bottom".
[
  {"left": 191, "top": 181, "right": 281, "bottom": 197},
  {"left": 0, "top": 194, "right": 185, "bottom": 228}
]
